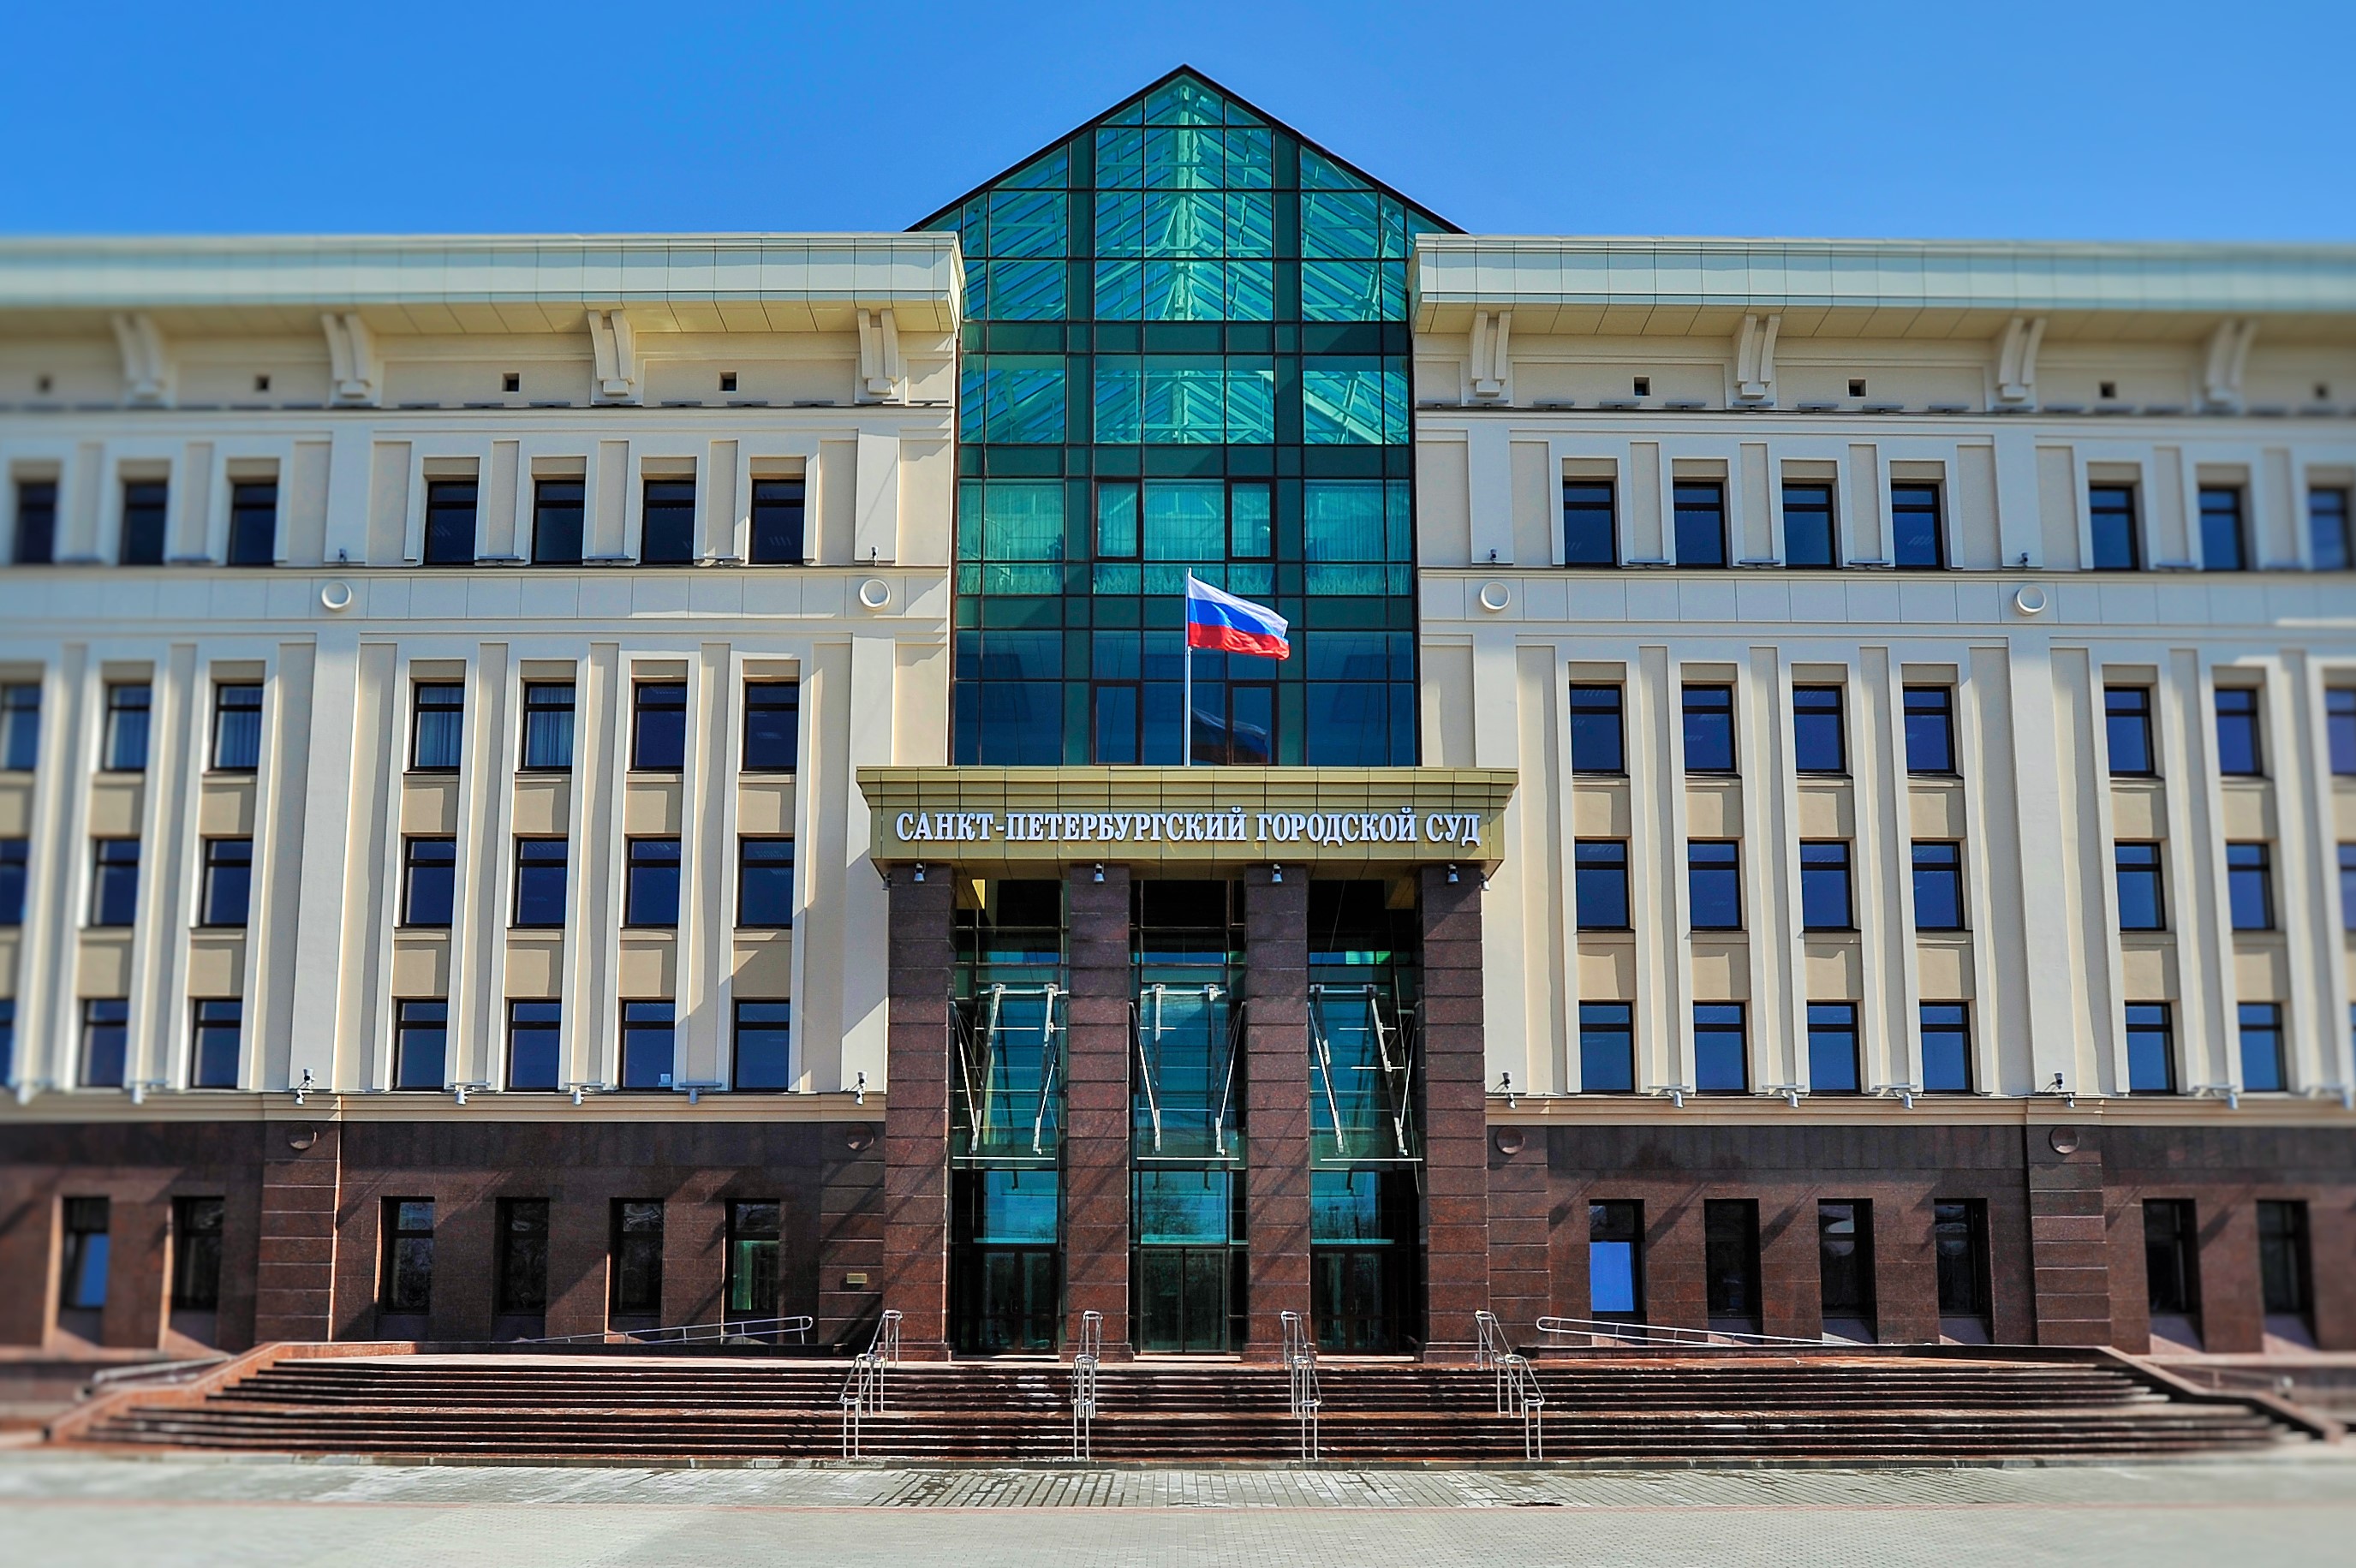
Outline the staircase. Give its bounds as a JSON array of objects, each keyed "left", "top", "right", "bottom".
[{"left": 68, "top": 1348, "right": 2310, "bottom": 1464}]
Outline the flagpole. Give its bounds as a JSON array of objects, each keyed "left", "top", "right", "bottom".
[{"left": 1181, "top": 574, "right": 1193, "bottom": 766}]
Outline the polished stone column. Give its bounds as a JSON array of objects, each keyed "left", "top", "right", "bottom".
[
  {"left": 1419, "top": 864, "right": 1489, "bottom": 1361},
  {"left": 1062, "top": 865, "right": 1134, "bottom": 1356},
  {"left": 1242, "top": 866, "right": 1310, "bottom": 1361},
  {"left": 880, "top": 873, "right": 955, "bottom": 1359}
]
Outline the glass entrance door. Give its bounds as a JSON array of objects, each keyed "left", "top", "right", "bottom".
[{"left": 1136, "top": 1247, "right": 1231, "bottom": 1352}]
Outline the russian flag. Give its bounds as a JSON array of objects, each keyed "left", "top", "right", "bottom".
[{"left": 1184, "top": 575, "right": 1290, "bottom": 659}]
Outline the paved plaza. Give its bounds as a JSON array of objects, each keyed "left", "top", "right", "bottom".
[{"left": 3, "top": 1450, "right": 2354, "bottom": 1566}]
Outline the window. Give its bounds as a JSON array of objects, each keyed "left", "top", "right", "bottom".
[
  {"left": 170, "top": 1197, "right": 225, "bottom": 1312},
  {"left": 621, "top": 1000, "right": 674, "bottom": 1090},
  {"left": 1703, "top": 1199, "right": 1761, "bottom": 1326},
  {"left": 2114, "top": 843, "right": 2165, "bottom": 931},
  {"left": 410, "top": 683, "right": 464, "bottom": 772},
  {"left": 726, "top": 1201, "right": 783, "bottom": 1323},
  {"left": 1817, "top": 1201, "right": 1874, "bottom": 1328},
  {"left": 1911, "top": 842, "right": 1965, "bottom": 930},
  {"left": 2226, "top": 843, "right": 2272, "bottom": 931},
  {"left": 2341, "top": 845, "right": 2355, "bottom": 931},
  {"left": 2326, "top": 689, "right": 2355, "bottom": 775},
  {"left": 0, "top": 840, "right": 21, "bottom": 923},
  {"left": 641, "top": 477, "right": 696, "bottom": 564},
  {"left": 2240, "top": 1002, "right": 2284, "bottom": 1093},
  {"left": 1920, "top": 1002, "right": 1971, "bottom": 1093},
  {"left": 1891, "top": 482, "right": 1943, "bottom": 569},
  {"left": 2089, "top": 483, "right": 2140, "bottom": 570},
  {"left": 1687, "top": 840, "right": 1741, "bottom": 929},
  {"left": 2213, "top": 688, "right": 2263, "bottom": 776},
  {"left": 1588, "top": 1201, "right": 1643, "bottom": 1317},
  {"left": 103, "top": 683, "right": 151, "bottom": 772},
  {"left": 2258, "top": 1201, "right": 2312, "bottom": 1322},
  {"left": 394, "top": 1000, "right": 448, "bottom": 1090},
  {"left": 1792, "top": 686, "right": 1846, "bottom": 774},
  {"left": 1681, "top": 683, "right": 1735, "bottom": 773},
  {"left": 507, "top": 1000, "right": 562, "bottom": 1092},
  {"left": 611, "top": 1201, "right": 664, "bottom": 1319},
  {"left": 211, "top": 683, "right": 262, "bottom": 771},
  {"left": 1694, "top": 1003, "right": 1746, "bottom": 1093},
  {"left": 1569, "top": 685, "right": 1625, "bottom": 774},
  {"left": 380, "top": 1199, "right": 434, "bottom": 1315},
  {"left": 734, "top": 1000, "right": 792, "bottom": 1092},
  {"left": 1, "top": 683, "right": 38, "bottom": 770},
  {"left": 496, "top": 1199, "right": 550, "bottom": 1317},
  {"left": 749, "top": 477, "right": 805, "bottom": 564},
  {"left": 1573, "top": 840, "right": 1630, "bottom": 930},
  {"left": 1579, "top": 1001, "right": 1634, "bottom": 1093},
  {"left": 2126, "top": 1002, "right": 2176, "bottom": 1094},
  {"left": 1781, "top": 480, "right": 1836, "bottom": 568},
  {"left": 59, "top": 1197, "right": 109, "bottom": 1310},
  {"left": 0, "top": 999, "right": 14, "bottom": 1084},
  {"left": 13, "top": 477, "right": 57, "bottom": 564},
  {"left": 199, "top": 838, "right": 252, "bottom": 928},
  {"left": 530, "top": 478, "right": 585, "bottom": 565},
  {"left": 225, "top": 480, "right": 277, "bottom": 566},
  {"left": 624, "top": 838, "right": 682, "bottom": 927},
  {"left": 189, "top": 999, "right": 241, "bottom": 1088},
  {"left": 1799, "top": 841, "right": 1853, "bottom": 931},
  {"left": 1808, "top": 1003, "right": 1860, "bottom": 1093},
  {"left": 2143, "top": 1198, "right": 2198, "bottom": 1318},
  {"left": 402, "top": 837, "right": 456, "bottom": 927},
  {"left": 513, "top": 839, "right": 569, "bottom": 928},
  {"left": 742, "top": 682, "right": 799, "bottom": 772},
  {"left": 633, "top": 682, "right": 687, "bottom": 769},
  {"left": 2198, "top": 486, "right": 2246, "bottom": 571},
  {"left": 1562, "top": 480, "right": 1617, "bottom": 566},
  {"left": 738, "top": 838, "right": 796, "bottom": 927},
  {"left": 1933, "top": 1200, "right": 1990, "bottom": 1323},
  {"left": 90, "top": 839, "right": 140, "bottom": 927},
  {"left": 422, "top": 479, "right": 478, "bottom": 566},
  {"left": 121, "top": 479, "right": 168, "bottom": 565},
  {"left": 1673, "top": 481, "right": 1726, "bottom": 567},
  {"left": 521, "top": 682, "right": 575, "bottom": 770},
  {"left": 2312, "top": 487, "right": 2353, "bottom": 571},
  {"left": 1904, "top": 686, "right": 1955, "bottom": 774},
  {"left": 81, "top": 999, "right": 128, "bottom": 1088},
  {"left": 2105, "top": 687, "right": 2156, "bottom": 776}
]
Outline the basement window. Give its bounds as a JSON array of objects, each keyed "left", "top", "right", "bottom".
[
  {"left": 720, "top": 373, "right": 738, "bottom": 393},
  {"left": 503, "top": 373, "right": 522, "bottom": 393},
  {"left": 1631, "top": 377, "right": 1650, "bottom": 396},
  {"left": 1848, "top": 379, "right": 1867, "bottom": 397}
]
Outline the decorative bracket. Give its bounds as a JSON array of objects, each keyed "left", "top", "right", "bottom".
[
  {"left": 320, "top": 312, "right": 381, "bottom": 405},
  {"left": 586, "top": 308, "right": 641, "bottom": 405},
  {"left": 1995, "top": 315, "right": 2046, "bottom": 406},
  {"left": 1467, "top": 310, "right": 1512, "bottom": 402},
  {"left": 110, "top": 313, "right": 172, "bottom": 406},
  {"left": 857, "top": 308, "right": 906, "bottom": 403},
  {"left": 2202, "top": 319, "right": 2257, "bottom": 412},
  {"left": 1734, "top": 312, "right": 1780, "bottom": 404}
]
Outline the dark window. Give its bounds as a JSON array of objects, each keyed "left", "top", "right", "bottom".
[
  {"left": 624, "top": 838, "right": 681, "bottom": 927},
  {"left": 749, "top": 477, "right": 806, "bottom": 564},
  {"left": 394, "top": 1000, "right": 448, "bottom": 1090},
  {"left": 2214, "top": 688, "right": 2263, "bottom": 776},
  {"left": 380, "top": 1199, "right": 434, "bottom": 1315},
  {"left": 1673, "top": 481, "right": 1726, "bottom": 568},
  {"left": 1569, "top": 684, "right": 1625, "bottom": 774},
  {"left": 90, "top": 839, "right": 140, "bottom": 927},
  {"left": 530, "top": 478, "right": 584, "bottom": 565},
  {"left": 2311, "top": 488, "right": 2353, "bottom": 572},
  {"left": 2226, "top": 842, "right": 2272, "bottom": 931},
  {"left": 496, "top": 1198, "right": 550, "bottom": 1315},
  {"left": 2089, "top": 483, "right": 2140, "bottom": 570},
  {"left": 1912, "top": 841, "right": 1965, "bottom": 930},
  {"left": 0, "top": 839, "right": 24, "bottom": 924},
  {"left": 742, "top": 682, "right": 799, "bottom": 772},
  {"left": 1703, "top": 1199, "right": 1761, "bottom": 1324},
  {"left": 1800, "top": 841, "right": 1853, "bottom": 931},
  {"left": 2126, "top": 1002, "right": 2176, "bottom": 1094},
  {"left": 190, "top": 999, "right": 241, "bottom": 1088},
  {"left": 2240, "top": 1002, "right": 2284, "bottom": 1093},
  {"left": 513, "top": 838, "right": 568, "bottom": 928},
  {"left": 402, "top": 837, "right": 456, "bottom": 927},
  {"left": 2143, "top": 1199, "right": 2198, "bottom": 1317},
  {"left": 103, "top": 683, "right": 151, "bottom": 772},
  {"left": 1688, "top": 840, "right": 1741, "bottom": 930},
  {"left": 2258, "top": 1201, "right": 2312, "bottom": 1320},
  {"left": 1920, "top": 1002, "right": 1971, "bottom": 1093},
  {"left": 81, "top": 999, "right": 128, "bottom": 1088},
  {"left": 170, "top": 1196, "right": 225, "bottom": 1311},
  {"left": 1933, "top": 1200, "right": 1990, "bottom": 1321},
  {"left": 1588, "top": 1201, "right": 1643, "bottom": 1316},
  {"left": 734, "top": 1000, "right": 792, "bottom": 1092},
  {"left": 13, "top": 478, "right": 57, "bottom": 564},
  {"left": 410, "top": 683, "right": 464, "bottom": 772},
  {"left": 2, "top": 683, "right": 39, "bottom": 770},
  {"left": 121, "top": 479, "right": 168, "bottom": 565},
  {"left": 1904, "top": 686, "right": 1955, "bottom": 774},
  {"left": 738, "top": 838, "right": 796, "bottom": 927},
  {"left": 59, "top": 1197, "right": 109, "bottom": 1310},
  {"left": 521, "top": 682, "right": 575, "bottom": 771},
  {"left": 1782, "top": 480, "right": 1837, "bottom": 568},
  {"left": 1808, "top": 1002, "right": 1860, "bottom": 1093},
  {"left": 211, "top": 683, "right": 263, "bottom": 771},
  {"left": 2114, "top": 842, "right": 2165, "bottom": 931},
  {"left": 641, "top": 477, "right": 696, "bottom": 564},
  {"left": 0, "top": 998, "right": 14, "bottom": 1084},
  {"left": 1682, "top": 683, "right": 1735, "bottom": 773},
  {"left": 1891, "top": 483, "right": 1943, "bottom": 569},
  {"left": 621, "top": 1000, "right": 674, "bottom": 1090},
  {"left": 1562, "top": 480, "right": 1617, "bottom": 566},
  {"left": 1579, "top": 1001, "right": 1634, "bottom": 1093},
  {"left": 200, "top": 838, "right": 252, "bottom": 928},
  {"left": 1817, "top": 1200, "right": 1874, "bottom": 1324},
  {"left": 2341, "top": 844, "right": 2355, "bottom": 931},
  {"left": 726, "top": 1201, "right": 784, "bottom": 1321},
  {"left": 2331, "top": 690, "right": 2356, "bottom": 775},
  {"left": 1694, "top": 1002, "right": 1746, "bottom": 1093},
  {"left": 2106, "top": 687, "right": 2156, "bottom": 776},
  {"left": 507, "top": 1000, "right": 561, "bottom": 1092},
  {"left": 225, "top": 480, "right": 277, "bottom": 566},
  {"left": 633, "top": 682, "right": 687, "bottom": 769},
  {"left": 611, "top": 1201, "right": 664, "bottom": 1317},
  {"left": 2198, "top": 486, "right": 2246, "bottom": 571},
  {"left": 1792, "top": 686, "right": 1846, "bottom": 774},
  {"left": 1090, "top": 681, "right": 1140, "bottom": 764},
  {"left": 1574, "top": 839, "right": 1630, "bottom": 930},
  {"left": 422, "top": 480, "right": 478, "bottom": 565}
]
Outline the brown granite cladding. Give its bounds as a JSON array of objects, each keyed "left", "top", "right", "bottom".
[
  {"left": 1242, "top": 866, "right": 1309, "bottom": 1360},
  {"left": 816, "top": 1128, "right": 885, "bottom": 1349},
  {"left": 2025, "top": 1124, "right": 2112, "bottom": 1347},
  {"left": 880, "top": 872, "right": 957, "bottom": 1358},
  {"left": 1063, "top": 865, "right": 1134, "bottom": 1357},
  {"left": 1418, "top": 866, "right": 1488, "bottom": 1360},
  {"left": 1485, "top": 1128, "right": 1551, "bottom": 1345},
  {"left": 254, "top": 1123, "right": 341, "bottom": 1344}
]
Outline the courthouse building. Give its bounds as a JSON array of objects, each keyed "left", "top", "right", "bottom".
[{"left": 1, "top": 69, "right": 2352, "bottom": 1363}]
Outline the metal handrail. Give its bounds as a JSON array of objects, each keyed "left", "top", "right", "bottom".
[
  {"left": 528, "top": 1314, "right": 814, "bottom": 1346},
  {"left": 1498, "top": 1354, "right": 1545, "bottom": 1461},
  {"left": 1070, "top": 1309, "right": 1103, "bottom": 1461},
  {"left": 1279, "top": 1309, "right": 1321, "bottom": 1461},
  {"left": 837, "top": 1309, "right": 904, "bottom": 1460},
  {"left": 1534, "top": 1314, "right": 1824, "bottom": 1349},
  {"left": 85, "top": 1356, "right": 229, "bottom": 1391},
  {"left": 1472, "top": 1309, "right": 1511, "bottom": 1369}
]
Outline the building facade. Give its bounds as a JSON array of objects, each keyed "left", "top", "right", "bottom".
[{"left": 2, "top": 69, "right": 2353, "bottom": 1363}]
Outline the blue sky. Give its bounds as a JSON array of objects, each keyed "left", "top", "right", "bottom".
[{"left": 3, "top": 0, "right": 2347, "bottom": 241}]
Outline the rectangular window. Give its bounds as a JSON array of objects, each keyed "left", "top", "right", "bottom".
[
  {"left": 2240, "top": 1001, "right": 2284, "bottom": 1093},
  {"left": 0, "top": 998, "right": 15, "bottom": 1084},
  {"left": 507, "top": 999, "right": 561, "bottom": 1092},
  {"left": 1817, "top": 1200, "right": 1875, "bottom": 1327},
  {"left": 225, "top": 480, "right": 277, "bottom": 566},
  {"left": 621, "top": 1000, "right": 674, "bottom": 1090},
  {"left": 1781, "top": 480, "right": 1837, "bottom": 568},
  {"left": 103, "top": 683, "right": 151, "bottom": 772},
  {"left": 611, "top": 1201, "right": 664, "bottom": 1318},
  {"left": 513, "top": 838, "right": 569, "bottom": 928},
  {"left": 1904, "top": 686, "right": 1955, "bottom": 774},
  {"left": 2126, "top": 1002, "right": 2176, "bottom": 1094},
  {"left": 1562, "top": 480, "right": 1617, "bottom": 566},
  {"left": 734, "top": 999, "right": 793, "bottom": 1092},
  {"left": 1911, "top": 841, "right": 1965, "bottom": 930},
  {"left": 748, "top": 477, "right": 805, "bottom": 564},
  {"left": 2214, "top": 688, "right": 2263, "bottom": 776},
  {"left": 380, "top": 1199, "right": 434, "bottom": 1315},
  {"left": 2258, "top": 1200, "right": 2312, "bottom": 1321},
  {"left": 624, "top": 838, "right": 682, "bottom": 928},
  {"left": 2106, "top": 687, "right": 2156, "bottom": 776},
  {"left": 1694, "top": 1002, "right": 1747, "bottom": 1093},
  {"left": 2226, "top": 842, "right": 2272, "bottom": 931},
  {"left": 2198, "top": 486, "right": 2246, "bottom": 571},
  {"left": 1673, "top": 480, "right": 1726, "bottom": 567},
  {"left": 422, "top": 479, "right": 478, "bottom": 566},
  {"left": 2114, "top": 842, "right": 2165, "bottom": 931},
  {"left": 59, "top": 1197, "right": 109, "bottom": 1310},
  {"left": 726, "top": 1201, "right": 783, "bottom": 1321},
  {"left": 211, "top": 683, "right": 262, "bottom": 771},
  {"left": 13, "top": 478, "right": 57, "bottom": 564},
  {"left": 1933, "top": 1200, "right": 1990, "bottom": 1321},
  {"left": 742, "top": 682, "right": 799, "bottom": 772},
  {"left": 1792, "top": 685, "right": 1846, "bottom": 774},
  {"left": 199, "top": 837, "right": 253, "bottom": 928},
  {"left": 1569, "top": 684, "right": 1625, "bottom": 774},
  {"left": 2341, "top": 844, "right": 2355, "bottom": 932},
  {"left": 737, "top": 838, "right": 796, "bottom": 927},
  {"left": 521, "top": 682, "right": 575, "bottom": 771},
  {"left": 2089, "top": 483, "right": 2140, "bottom": 570},
  {"left": 1703, "top": 1198, "right": 1761, "bottom": 1325},
  {"left": 2, "top": 683, "right": 39, "bottom": 770},
  {"left": 1588, "top": 1201, "right": 1643, "bottom": 1316},
  {"left": 1578, "top": 1001, "right": 1634, "bottom": 1093},
  {"left": 121, "top": 479, "right": 169, "bottom": 565},
  {"left": 1681, "top": 683, "right": 1735, "bottom": 773},
  {"left": 641, "top": 477, "right": 696, "bottom": 564},
  {"left": 1799, "top": 841, "right": 1853, "bottom": 930},
  {"left": 495, "top": 1198, "right": 551, "bottom": 1315},
  {"left": 402, "top": 837, "right": 456, "bottom": 927},
  {"left": 410, "top": 682, "right": 464, "bottom": 772},
  {"left": 633, "top": 681, "right": 687, "bottom": 769},
  {"left": 189, "top": 999, "right": 241, "bottom": 1088},
  {"left": 394, "top": 999, "right": 448, "bottom": 1090},
  {"left": 1573, "top": 839, "right": 1630, "bottom": 930},
  {"left": 1687, "top": 840, "right": 1741, "bottom": 930},
  {"left": 2311, "top": 487, "right": 2353, "bottom": 572},
  {"left": 2143, "top": 1198, "right": 2199, "bottom": 1317},
  {"left": 530, "top": 478, "right": 585, "bottom": 565},
  {"left": 1808, "top": 1002, "right": 1860, "bottom": 1093},
  {"left": 1920, "top": 1002, "right": 1971, "bottom": 1093},
  {"left": 0, "top": 839, "right": 21, "bottom": 924},
  {"left": 1891, "top": 482, "right": 1943, "bottom": 569},
  {"left": 2331, "top": 690, "right": 2356, "bottom": 775},
  {"left": 90, "top": 839, "right": 140, "bottom": 927},
  {"left": 81, "top": 999, "right": 128, "bottom": 1088},
  {"left": 170, "top": 1196, "right": 225, "bottom": 1311}
]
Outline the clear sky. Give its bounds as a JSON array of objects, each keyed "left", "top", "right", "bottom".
[{"left": 3, "top": 0, "right": 2348, "bottom": 242}]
